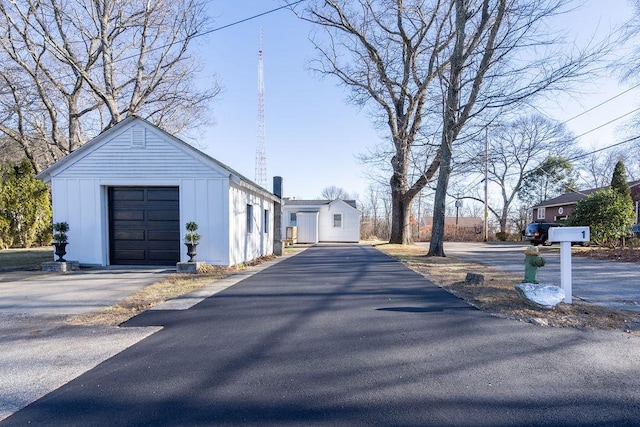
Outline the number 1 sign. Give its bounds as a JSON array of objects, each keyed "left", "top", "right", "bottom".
[{"left": 548, "top": 226, "right": 590, "bottom": 303}]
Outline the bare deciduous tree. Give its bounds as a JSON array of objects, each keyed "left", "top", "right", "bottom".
[
  {"left": 297, "top": 0, "right": 451, "bottom": 245},
  {"left": 427, "top": 0, "right": 602, "bottom": 256},
  {"left": 321, "top": 185, "right": 351, "bottom": 200},
  {"left": 359, "top": 183, "right": 392, "bottom": 240},
  {"left": 464, "top": 114, "right": 576, "bottom": 233},
  {"left": 297, "top": 0, "right": 603, "bottom": 253},
  {"left": 518, "top": 156, "right": 577, "bottom": 207},
  {"left": 580, "top": 145, "right": 639, "bottom": 189},
  {"left": 0, "top": 0, "right": 220, "bottom": 172}
]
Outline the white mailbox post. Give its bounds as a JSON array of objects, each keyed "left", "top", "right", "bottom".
[{"left": 548, "top": 226, "right": 590, "bottom": 303}]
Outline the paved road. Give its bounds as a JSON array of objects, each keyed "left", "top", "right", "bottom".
[
  {"left": 3, "top": 245, "right": 639, "bottom": 426},
  {"left": 0, "top": 267, "right": 173, "bottom": 421},
  {"left": 441, "top": 242, "right": 640, "bottom": 312}
]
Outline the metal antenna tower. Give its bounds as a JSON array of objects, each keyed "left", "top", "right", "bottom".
[{"left": 254, "top": 30, "right": 267, "bottom": 187}]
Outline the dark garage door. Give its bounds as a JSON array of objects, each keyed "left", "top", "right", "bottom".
[{"left": 109, "top": 187, "right": 180, "bottom": 265}]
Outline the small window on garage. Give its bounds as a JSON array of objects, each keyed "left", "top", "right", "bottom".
[
  {"left": 333, "top": 213, "right": 343, "bottom": 228},
  {"left": 264, "top": 209, "right": 269, "bottom": 234},
  {"left": 247, "top": 204, "right": 253, "bottom": 233},
  {"left": 537, "top": 207, "right": 546, "bottom": 220},
  {"left": 290, "top": 212, "right": 297, "bottom": 227}
]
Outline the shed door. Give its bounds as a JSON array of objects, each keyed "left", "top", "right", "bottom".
[
  {"left": 297, "top": 212, "right": 319, "bottom": 243},
  {"left": 109, "top": 187, "right": 180, "bottom": 265}
]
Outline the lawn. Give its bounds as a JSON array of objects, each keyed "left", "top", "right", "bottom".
[
  {"left": 0, "top": 247, "right": 52, "bottom": 271},
  {"left": 374, "top": 243, "right": 640, "bottom": 335}
]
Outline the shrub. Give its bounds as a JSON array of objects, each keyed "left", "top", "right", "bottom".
[
  {"left": 0, "top": 216, "right": 10, "bottom": 249},
  {"left": 53, "top": 222, "right": 69, "bottom": 244},
  {"left": 568, "top": 189, "right": 634, "bottom": 247},
  {"left": 0, "top": 159, "right": 52, "bottom": 248},
  {"left": 184, "top": 221, "right": 200, "bottom": 244}
]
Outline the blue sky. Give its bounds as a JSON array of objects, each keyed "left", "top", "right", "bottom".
[{"left": 194, "top": 1, "right": 636, "bottom": 201}]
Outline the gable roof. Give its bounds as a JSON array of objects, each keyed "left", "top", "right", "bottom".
[
  {"left": 36, "top": 116, "right": 279, "bottom": 202},
  {"left": 533, "top": 180, "right": 640, "bottom": 208},
  {"left": 283, "top": 198, "right": 358, "bottom": 210}
]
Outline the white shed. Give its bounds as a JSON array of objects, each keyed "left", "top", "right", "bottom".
[
  {"left": 282, "top": 199, "right": 361, "bottom": 243},
  {"left": 37, "top": 116, "right": 279, "bottom": 267}
]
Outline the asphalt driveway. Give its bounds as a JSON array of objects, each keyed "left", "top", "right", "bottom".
[
  {"left": 3, "top": 245, "right": 639, "bottom": 426},
  {"left": 0, "top": 267, "right": 172, "bottom": 421},
  {"left": 0, "top": 256, "right": 296, "bottom": 421}
]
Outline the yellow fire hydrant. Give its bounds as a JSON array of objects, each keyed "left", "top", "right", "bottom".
[{"left": 523, "top": 246, "right": 545, "bottom": 283}]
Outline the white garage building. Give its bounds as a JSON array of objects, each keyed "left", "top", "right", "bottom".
[{"left": 37, "top": 116, "right": 279, "bottom": 267}]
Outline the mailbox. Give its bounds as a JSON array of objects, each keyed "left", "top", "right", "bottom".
[
  {"left": 548, "top": 226, "right": 590, "bottom": 304},
  {"left": 548, "top": 226, "right": 590, "bottom": 243}
]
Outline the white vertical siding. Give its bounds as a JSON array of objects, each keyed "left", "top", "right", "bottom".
[
  {"left": 228, "top": 183, "right": 274, "bottom": 265},
  {"left": 51, "top": 178, "right": 104, "bottom": 264},
  {"left": 51, "top": 177, "right": 231, "bottom": 266},
  {"left": 297, "top": 212, "right": 319, "bottom": 243},
  {"left": 179, "top": 178, "right": 229, "bottom": 265}
]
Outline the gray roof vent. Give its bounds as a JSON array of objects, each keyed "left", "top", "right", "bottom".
[{"left": 131, "top": 125, "right": 146, "bottom": 148}]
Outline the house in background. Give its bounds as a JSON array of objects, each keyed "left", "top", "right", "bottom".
[
  {"left": 282, "top": 199, "right": 361, "bottom": 243},
  {"left": 37, "top": 116, "right": 279, "bottom": 267},
  {"left": 531, "top": 180, "right": 640, "bottom": 223}
]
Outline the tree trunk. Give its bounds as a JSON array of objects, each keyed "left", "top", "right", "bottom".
[
  {"left": 428, "top": 0, "right": 467, "bottom": 257},
  {"left": 499, "top": 208, "right": 508, "bottom": 234},
  {"left": 389, "top": 188, "right": 413, "bottom": 245},
  {"left": 389, "top": 150, "right": 413, "bottom": 244},
  {"left": 428, "top": 142, "right": 452, "bottom": 256}
]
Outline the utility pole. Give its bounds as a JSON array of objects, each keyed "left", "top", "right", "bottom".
[
  {"left": 483, "top": 127, "right": 489, "bottom": 242},
  {"left": 455, "top": 196, "right": 461, "bottom": 240},
  {"left": 255, "top": 30, "right": 267, "bottom": 188},
  {"left": 417, "top": 191, "right": 422, "bottom": 241}
]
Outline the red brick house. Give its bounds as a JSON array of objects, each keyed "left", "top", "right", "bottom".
[{"left": 531, "top": 180, "right": 640, "bottom": 223}]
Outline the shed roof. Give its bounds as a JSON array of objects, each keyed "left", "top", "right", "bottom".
[{"left": 284, "top": 198, "right": 358, "bottom": 210}]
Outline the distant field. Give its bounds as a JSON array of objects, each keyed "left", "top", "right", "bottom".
[{"left": 0, "top": 247, "right": 52, "bottom": 271}]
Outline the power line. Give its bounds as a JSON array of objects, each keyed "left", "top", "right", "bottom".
[
  {"left": 562, "top": 81, "right": 640, "bottom": 124},
  {"left": 567, "top": 133, "right": 640, "bottom": 162},
  {"left": 465, "top": 88, "right": 640, "bottom": 191},
  {"left": 0, "top": 1, "right": 307, "bottom": 92},
  {"left": 573, "top": 105, "right": 640, "bottom": 139},
  {"left": 197, "top": 1, "right": 306, "bottom": 39}
]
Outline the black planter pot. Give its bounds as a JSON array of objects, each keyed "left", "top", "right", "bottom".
[
  {"left": 53, "top": 242, "right": 68, "bottom": 262},
  {"left": 185, "top": 242, "right": 198, "bottom": 262}
]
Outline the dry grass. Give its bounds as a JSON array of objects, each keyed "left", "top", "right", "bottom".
[
  {"left": 66, "top": 255, "right": 278, "bottom": 327},
  {"left": 66, "top": 270, "right": 232, "bottom": 326},
  {"left": 375, "top": 243, "right": 640, "bottom": 336},
  {"left": 0, "top": 247, "right": 52, "bottom": 271}
]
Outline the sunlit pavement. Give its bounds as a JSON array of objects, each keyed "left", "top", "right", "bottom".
[{"left": 2, "top": 244, "right": 639, "bottom": 426}]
